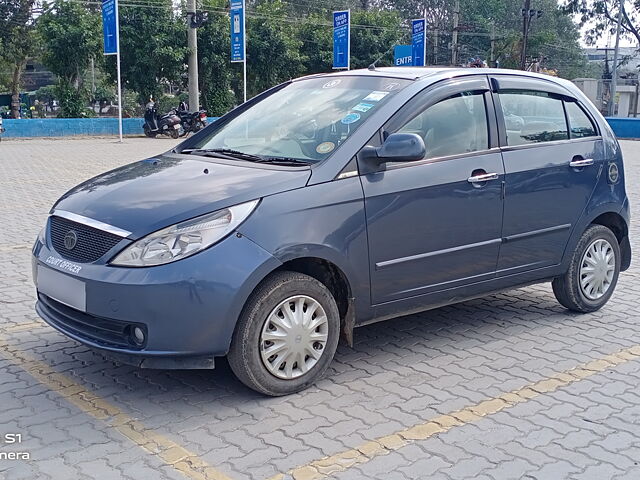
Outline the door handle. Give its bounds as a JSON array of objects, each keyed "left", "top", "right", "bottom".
[
  {"left": 569, "top": 158, "right": 594, "bottom": 168},
  {"left": 467, "top": 172, "right": 499, "bottom": 183}
]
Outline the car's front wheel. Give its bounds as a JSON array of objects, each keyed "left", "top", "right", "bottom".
[
  {"left": 552, "top": 224, "right": 621, "bottom": 312},
  {"left": 228, "top": 271, "right": 340, "bottom": 396}
]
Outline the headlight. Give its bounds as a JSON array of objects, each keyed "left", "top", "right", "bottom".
[{"left": 110, "top": 199, "right": 259, "bottom": 267}]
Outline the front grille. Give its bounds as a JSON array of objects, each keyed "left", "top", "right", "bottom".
[
  {"left": 38, "top": 294, "right": 147, "bottom": 350},
  {"left": 50, "top": 216, "right": 123, "bottom": 263}
]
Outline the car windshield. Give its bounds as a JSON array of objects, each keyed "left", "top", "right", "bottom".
[{"left": 190, "top": 76, "right": 412, "bottom": 163}]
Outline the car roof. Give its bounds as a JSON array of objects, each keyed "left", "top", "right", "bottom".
[{"left": 300, "top": 66, "right": 574, "bottom": 89}]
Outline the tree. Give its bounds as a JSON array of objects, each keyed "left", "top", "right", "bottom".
[
  {"left": 37, "top": 0, "right": 102, "bottom": 117},
  {"left": 562, "top": 0, "right": 640, "bottom": 46},
  {"left": 351, "top": 10, "right": 405, "bottom": 68},
  {"left": 0, "top": 0, "right": 38, "bottom": 118},
  {"left": 107, "top": 0, "right": 188, "bottom": 104},
  {"left": 246, "top": 0, "right": 305, "bottom": 97},
  {"left": 198, "top": 1, "right": 235, "bottom": 115},
  {"left": 38, "top": 1, "right": 101, "bottom": 86}
]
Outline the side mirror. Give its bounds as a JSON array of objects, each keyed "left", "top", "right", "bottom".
[
  {"left": 358, "top": 133, "right": 426, "bottom": 174},
  {"left": 377, "top": 133, "right": 426, "bottom": 162}
]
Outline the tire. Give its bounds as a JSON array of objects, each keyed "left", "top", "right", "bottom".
[
  {"left": 169, "top": 128, "right": 180, "bottom": 139},
  {"left": 143, "top": 125, "right": 156, "bottom": 138},
  {"left": 552, "top": 224, "right": 621, "bottom": 313},
  {"left": 228, "top": 271, "right": 340, "bottom": 396}
]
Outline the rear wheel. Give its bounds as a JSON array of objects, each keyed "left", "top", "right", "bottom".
[
  {"left": 552, "top": 225, "right": 620, "bottom": 312},
  {"left": 228, "top": 271, "right": 340, "bottom": 396},
  {"left": 169, "top": 128, "right": 180, "bottom": 139}
]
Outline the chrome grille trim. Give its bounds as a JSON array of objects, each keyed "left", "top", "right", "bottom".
[{"left": 51, "top": 210, "right": 132, "bottom": 238}]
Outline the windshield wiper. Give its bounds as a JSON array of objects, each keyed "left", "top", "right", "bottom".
[
  {"left": 253, "top": 156, "right": 311, "bottom": 166},
  {"left": 186, "top": 148, "right": 265, "bottom": 162},
  {"left": 187, "top": 148, "right": 310, "bottom": 166}
]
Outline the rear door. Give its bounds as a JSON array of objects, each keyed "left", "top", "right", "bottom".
[
  {"left": 359, "top": 76, "right": 505, "bottom": 305},
  {"left": 491, "top": 76, "right": 604, "bottom": 275}
]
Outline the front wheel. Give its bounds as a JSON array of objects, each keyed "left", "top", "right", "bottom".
[
  {"left": 228, "top": 271, "right": 340, "bottom": 396},
  {"left": 552, "top": 225, "right": 621, "bottom": 312}
]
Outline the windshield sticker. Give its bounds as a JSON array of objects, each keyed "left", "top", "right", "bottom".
[
  {"left": 363, "top": 91, "right": 389, "bottom": 102},
  {"left": 341, "top": 112, "right": 361, "bottom": 125},
  {"left": 316, "top": 142, "right": 336, "bottom": 154},
  {"left": 322, "top": 79, "right": 342, "bottom": 89},
  {"left": 352, "top": 102, "right": 374, "bottom": 113},
  {"left": 383, "top": 82, "right": 400, "bottom": 91}
]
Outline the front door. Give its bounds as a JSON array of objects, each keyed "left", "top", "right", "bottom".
[
  {"left": 493, "top": 81, "right": 604, "bottom": 275},
  {"left": 360, "top": 77, "right": 505, "bottom": 305}
]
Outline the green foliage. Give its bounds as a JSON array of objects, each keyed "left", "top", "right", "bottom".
[
  {"left": 246, "top": 0, "right": 305, "bottom": 97},
  {"left": 350, "top": 10, "right": 405, "bottom": 69},
  {"left": 35, "top": 85, "right": 56, "bottom": 104},
  {"left": 54, "top": 79, "right": 89, "bottom": 118},
  {"left": 107, "top": 0, "right": 188, "bottom": 105},
  {"left": 37, "top": 1, "right": 101, "bottom": 84},
  {"left": 562, "top": 0, "right": 640, "bottom": 47},
  {"left": 198, "top": 2, "right": 235, "bottom": 115},
  {"left": 92, "top": 83, "right": 116, "bottom": 104},
  {"left": 0, "top": 0, "right": 39, "bottom": 117}
]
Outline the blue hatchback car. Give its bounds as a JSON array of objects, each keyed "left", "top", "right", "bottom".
[{"left": 33, "top": 68, "right": 631, "bottom": 395}]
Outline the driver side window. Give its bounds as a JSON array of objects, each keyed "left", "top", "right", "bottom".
[{"left": 397, "top": 91, "right": 489, "bottom": 159}]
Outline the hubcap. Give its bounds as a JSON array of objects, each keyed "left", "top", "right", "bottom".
[
  {"left": 259, "top": 295, "right": 329, "bottom": 380},
  {"left": 579, "top": 238, "right": 616, "bottom": 301}
]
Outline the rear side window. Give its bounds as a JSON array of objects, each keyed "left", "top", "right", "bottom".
[
  {"left": 397, "top": 91, "right": 489, "bottom": 159},
  {"left": 565, "top": 101, "right": 597, "bottom": 138},
  {"left": 498, "top": 90, "right": 568, "bottom": 145}
]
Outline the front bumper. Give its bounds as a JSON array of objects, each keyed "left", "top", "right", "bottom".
[{"left": 33, "top": 232, "right": 281, "bottom": 359}]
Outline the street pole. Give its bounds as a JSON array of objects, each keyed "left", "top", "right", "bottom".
[
  {"left": 490, "top": 22, "right": 495, "bottom": 67},
  {"left": 187, "top": 0, "right": 199, "bottom": 111},
  {"left": 610, "top": 0, "right": 624, "bottom": 117},
  {"left": 434, "top": 29, "right": 438, "bottom": 65},
  {"left": 243, "top": 3, "right": 247, "bottom": 101},
  {"left": 115, "top": 0, "right": 123, "bottom": 143},
  {"left": 520, "top": 0, "right": 531, "bottom": 70},
  {"left": 451, "top": 0, "right": 459, "bottom": 66}
]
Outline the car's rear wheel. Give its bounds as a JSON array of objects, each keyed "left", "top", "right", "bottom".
[
  {"left": 552, "top": 224, "right": 620, "bottom": 312},
  {"left": 228, "top": 271, "right": 340, "bottom": 396}
]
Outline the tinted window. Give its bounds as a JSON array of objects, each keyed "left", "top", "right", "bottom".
[
  {"left": 498, "top": 90, "right": 568, "bottom": 145},
  {"left": 565, "top": 101, "right": 597, "bottom": 138},
  {"left": 397, "top": 91, "right": 488, "bottom": 159}
]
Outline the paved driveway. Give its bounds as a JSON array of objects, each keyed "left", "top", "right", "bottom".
[{"left": 0, "top": 137, "right": 639, "bottom": 480}]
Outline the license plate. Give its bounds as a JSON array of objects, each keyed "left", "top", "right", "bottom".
[
  {"left": 37, "top": 266, "right": 86, "bottom": 312},
  {"left": 173, "top": 124, "right": 180, "bottom": 129}
]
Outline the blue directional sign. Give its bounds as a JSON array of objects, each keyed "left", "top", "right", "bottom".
[
  {"left": 333, "top": 10, "right": 350, "bottom": 69},
  {"left": 101, "top": 0, "right": 118, "bottom": 55},
  {"left": 412, "top": 19, "right": 426, "bottom": 67},
  {"left": 230, "top": 0, "right": 245, "bottom": 62},
  {"left": 394, "top": 45, "right": 413, "bottom": 66}
]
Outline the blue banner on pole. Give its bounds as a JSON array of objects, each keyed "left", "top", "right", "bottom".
[
  {"left": 394, "top": 45, "right": 413, "bottom": 66},
  {"left": 102, "top": 0, "right": 118, "bottom": 55},
  {"left": 230, "top": 0, "right": 245, "bottom": 62},
  {"left": 412, "top": 19, "right": 426, "bottom": 67},
  {"left": 333, "top": 10, "right": 350, "bottom": 69}
]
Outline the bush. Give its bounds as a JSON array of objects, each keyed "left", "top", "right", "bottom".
[{"left": 54, "top": 80, "right": 88, "bottom": 118}]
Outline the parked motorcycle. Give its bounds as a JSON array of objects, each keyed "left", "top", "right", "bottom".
[
  {"left": 176, "top": 104, "right": 207, "bottom": 137},
  {"left": 143, "top": 101, "right": 181, "bottom": 139}
]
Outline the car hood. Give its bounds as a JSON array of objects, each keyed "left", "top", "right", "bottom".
[{"left": 52, "top": 154, "right": 311, "bottom": 238}]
